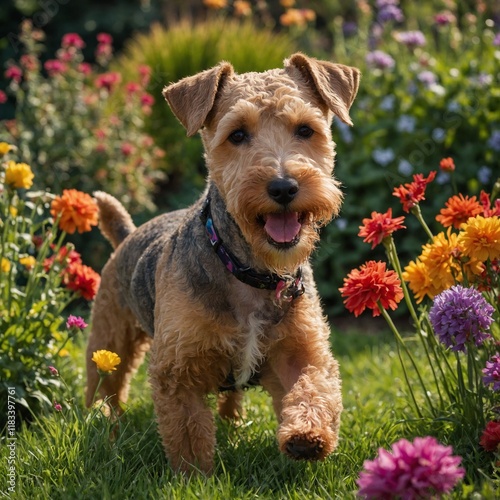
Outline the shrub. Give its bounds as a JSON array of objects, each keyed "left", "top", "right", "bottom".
[
  {"left": 0, "top": 143, "right": 98, "bottom": 425},
  {"left": 1, "top": 20, "right": 164, "bottom": 214},
  {"left": 116, "top": 18, "right": 296, "bottom": 208}
]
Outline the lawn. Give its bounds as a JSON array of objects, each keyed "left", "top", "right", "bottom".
[{"left": 2, "top": 320, "right": 496, "bottom": 499}]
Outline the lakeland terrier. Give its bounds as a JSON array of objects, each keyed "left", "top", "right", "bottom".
[{"left": 86, "top": 52, "right": 360, "bottom": 475}]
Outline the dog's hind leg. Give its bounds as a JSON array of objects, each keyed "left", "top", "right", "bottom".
[
  {"left": 217, "top": 390, "right": 244, "bottom": 420},
  {"left": 85, "top": 258, "right": 151, "bottom": 411}
]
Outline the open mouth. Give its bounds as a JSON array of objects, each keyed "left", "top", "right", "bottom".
[{"left": 259, "top": 212, "right": 305, "bottom": 248}]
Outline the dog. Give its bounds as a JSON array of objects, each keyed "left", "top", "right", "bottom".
[{"left": 86, "top": 52, "right": 360, "bottom": 475}]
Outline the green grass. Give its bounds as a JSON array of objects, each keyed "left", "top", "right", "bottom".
[{"left": 1, "top": 325, "right": 497, "bottom": 499}]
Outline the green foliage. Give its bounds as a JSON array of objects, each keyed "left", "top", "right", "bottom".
[
  {"left": 1, "top": 21, "right": 164, "bottom": 214},
  {"left": 116, "top": 18, "right": 296, "bottom": 208},
  {"left": 0, "top": 147, "right": 93, "bottom": 424}
]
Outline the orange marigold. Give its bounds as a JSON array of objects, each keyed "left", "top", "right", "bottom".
[
  {"left": 50, "top": 189, "right": 98, "bottom": 234},
  {"left": 458, "top": 215, "right": 500, "bottom": 262},
  {"left": 339, "top": 260, "right": 403, "bottom": 317},
  {"left": 436, "top": 194, "right": 483, "bottom": 229},
  {"left": 359, "top": 208, "right": 406, "bottom": 249},
  {"left": 439, "top": 157, "right": 455, "bottom": 172}
]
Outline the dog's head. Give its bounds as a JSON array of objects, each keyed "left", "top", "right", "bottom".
[{"left": 163, "top": 53, "right": 360, "bottom": 274}]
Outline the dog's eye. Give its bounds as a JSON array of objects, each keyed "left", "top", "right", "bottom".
[
  {"left": 228, "top": 129, "right": 248, "bottom": 145},
  {"left": 296, "top": 125, "right": 314, "bottom": 139}
]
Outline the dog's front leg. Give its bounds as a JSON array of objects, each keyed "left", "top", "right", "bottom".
[
  {"left": 149, "top": 341, "right": 216, "bottom": 475},
  {"left": 265, "top": 305, "right": 343, "bottom": 461}
]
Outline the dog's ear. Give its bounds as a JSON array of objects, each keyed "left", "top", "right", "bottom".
[
  {"left": 163, "top": 62, "right": 234, "bottom": 137},
  {"left": 285, "top": 52, "right": 360, "bottom": 126}
]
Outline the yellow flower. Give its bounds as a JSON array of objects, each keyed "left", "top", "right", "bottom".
[
  {"left": 202, "top": 0, "right": 227, "bottom": 9},
  {"left": 457, "top": 215, "right": 500, "bottom": 262},
  {"left": 92, "top": 350, "right": 121, "bottom": 373},
  {"left": 9, "top": 206, "right": 18, "bottom": 217},
  {"left": 19, "top": 255, "right": 36, "bottom": 270},
  {"left": 1, "top": 257, "right": 11, "bottom": 273},
  {"left": 403, "top": 259, "right": 435, "bottom": 304},
  {"left": 0, "top": 142, "right": 12, "bottom": 157},
  {"left": 5, "top": 161, "right": 34, "bottom": 189}
]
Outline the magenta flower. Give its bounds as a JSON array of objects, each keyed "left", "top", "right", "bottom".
[
  {"left": 48, "top": 365, "right": 59, "bottom": 377},
  {"left": 44, "top": 59, "right": 67, "bottom": 76},
  {"left": 140, "top": 93, "right": 155, "bottom": 107},
  {"left": 61, "top": 33, "right": 85, "bottom": 49},
  {"left": 95, "top": 72, "right": 121, "bottom": 92},
  {"left": 5, "top": 65, "right": 23, "bottom": 83},
  {"left": 366, "top": 50, "right": 395, "bottom": 70},
  {"left": 53, "top": 401, "right": 63, "bottom": 412},
  {"left": 357, "top": 437, "right": 465, "bottom": 499},
  {"left": 0, "top": 90, "right": 7, "bottom": 104},
  {"left": 429, "top": 285, "right": 494, "bottom": 353},
  {"left": 96, "top": 32, "right": 113, "bottom": 45},
  {"left": 66, "top": 315, "right": 88, "bottom": 330},
  {"left": 483, "top": 353, "right": 500, "bottom": 391}
]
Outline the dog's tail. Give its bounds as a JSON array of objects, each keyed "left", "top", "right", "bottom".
[{"left": 93, "top": 191, "right": 136, "bottom": 249}]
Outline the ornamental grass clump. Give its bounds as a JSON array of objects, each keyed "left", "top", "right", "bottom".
[
  {"left": 0, "top": 143, "right": 98, "bottom": 424},
  {"left": 340, "top": 158, "right": 500, "bottom": 488}
]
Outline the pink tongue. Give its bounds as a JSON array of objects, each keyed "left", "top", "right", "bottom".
[{"left": 264, "top": 213, "right": 301, "bottom": 243}]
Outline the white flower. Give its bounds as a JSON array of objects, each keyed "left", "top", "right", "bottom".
[{"left": 372, "top": 148, "right": 395, "bottom": 166}]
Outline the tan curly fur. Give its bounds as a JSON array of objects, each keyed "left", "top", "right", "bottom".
[{"left": 86, "top": 52, "right": 360, "bottom": 475}]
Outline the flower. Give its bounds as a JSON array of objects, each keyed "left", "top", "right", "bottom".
[
  {"left": 66, "top": 315, "right": 88, "bottom": 330},
  {"left": 483, "top": 354, "right": 500, "bottom": 391},
  {"left": 458, "top": 215, "right": 500, "bottom": 262},
  {"left": 480, "top": 190, "right": 500, "bottom": 218},
  {"left": 92, "top": 350, "right": 121, "bottom": 373},
  {"left": 48, "top": 366, "right": 59, "bottom": 376},
  {"left": 53, "top": 400, "right": 63, "bottom": 411},
  {"left": 140, "top": 93, "right": 155, "bottom": 107},
  {"left": 19, "top": 256, "right": 36, "bottom": 270},
  {"left": 0, "top": 142, "right": 12, "bottom": 156},
  {"left": 358, "top": 208, "right": 405, "bottom": 249},
  {"left": 488, "top": 131, "right": 500, "bottom": 152},
  {"left": 393, "top": 171, "right": 436, "bottom": 212},
  {"left": 96, "top": 32, "right": 113, "bottom": 45},
  {"left": 439, "top": 157, "right": 455, "bottom": 172},
  {"left": 5, "top": 161, "right": 34, "bottom": 189},
  {"left": 44, "top": 59, "right": 67, "bottom": 76},
  {"left": 480, "top": 421, "right": 500, "bottom": 452},
  {"left": 365, "top": 50, "right": 395, "bottom": 70},
  {"left": 0, "top": 90, "right": 7, "bottom": 103},
  {"left": 61, "top": 33, "right": 85, "bottom": 49},
  {"left": 64, "top": 262, "right": 100, "bottom": 300},
  {"left": 339, "top": 261, "right": 403, "bottom": 317},
  {"left": 50, "top": 189, "right": 98, "bottom": 234},
  {"left": 435, "top": 11, "right": 455, "bottom": 25},
  {"left": 436, "top": 194, "right": 483, "bottom": 229},
  {"left": 203, "top": 0, "right": 227, "bottom": 8},
  {"left": 377, "top": 3, "right": 404, "bottom": 24},
  {"left": 357, "top": 437, "right": 464, "bottom": 499},
  {"left": 395, "top": 30, "right": 426, "bottom": 48},
  {"left": 1, "top": 257, "right": 11, "bottom": 273},
  {"left": 417, "top": 70, "right": 438, "bottom": 87},
  {"left": 429, "top": 285, "right": 494, "bottom": 352},
  {"left": 5, "top": 65, "right": 23, "bottom": 83},
  {"left": 95, "top": 72, "right": 121, "bottom": 92},
  {"left": 234, "top": 0, "right": 251, "bottom": 16}
]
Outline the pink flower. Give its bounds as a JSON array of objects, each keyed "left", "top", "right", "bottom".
[
  {"left": 53, "top": 401, "right": 63, "bottom": 411},
  {"left": 0, "top": 90, "right": 7, "bottom": 104},
  {"left": 44, "top": 59, "right": 67, "bottom": 76},
  {"left": 5, "top": 65, "right": 23, "bottom": 83},
  {"left": 78, "top": 63, "right": 92, "bottom": 76},
  {"left": 125, "top": 82, "right": 141, "bottom": 95},
  {"left": 140, "top": 93, "right": 155, "bottom": 106},
  {"left": 66, "top": 315, "right": 88, "bottom": 330},
  {"left": 62, "top": 33, "right": 85, "bottom": 49},
  {"left": 48, "top": 366, "right": 59, "bottom": 376},
  {"left": 357, "top": 437, "right": 465, "bottom": 499},
  {"left": 20, "top": 54, "right": 38, "bottom": 71},
  {"left": 121, "top": 142, "right": 135, "bottom": 156},
  {"left": 96, "top": 32, "right": 113, "bottom": 45},
  {"left": 95, "top": 72, "right": 121, "bottom": 92},
  {"left": 138, "top": 65, "right": 151, "bottom": 86}
]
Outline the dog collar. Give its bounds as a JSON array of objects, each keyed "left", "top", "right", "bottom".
[{"left": 200, "top": 198, "right": 305, "bottom": 302}]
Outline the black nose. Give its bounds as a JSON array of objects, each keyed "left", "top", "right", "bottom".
[{"left": 267, "top": 178, "right": 299, "bottom": 205}]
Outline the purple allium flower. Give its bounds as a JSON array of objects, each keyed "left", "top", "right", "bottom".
[
  {"left": 435, "top": 11, "right": 455, "bottom": 25},
  {"left": 343, "top": 21, "right": 357, "bottom": 37},
  {"left": 66, "top": 315, "right": 88, "bottom": 330},
  {"left": 357, "top": 437, "right": 465, "bottom": 499},
  {"left": 494, "top": 33, "right": 500, "bottom": 47},
  {"left": 417, "top": 70, "right": 437, "bottom": 86},
  {"left": 366, "top": 50, "right": 395, "bottom": 70},
  {"left": 483, "top": 354, "right": 500, "bottom": 391},
  {"left": 488, "top": 130, "right": 500, "bottom": 152},
  {"left": 429, "top": 285, "right": 494, "bottom": 353},
  {"left": 396, "top": 30, "right": 426, "bottom": 48}
]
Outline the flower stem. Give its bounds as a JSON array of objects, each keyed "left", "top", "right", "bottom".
[{"left": 411, "top": 204, "right": 434, "bottom": 241}]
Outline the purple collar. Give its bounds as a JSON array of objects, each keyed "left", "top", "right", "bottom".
[{"left": 200, "top": 198, "right": 305, "bottom": 302}]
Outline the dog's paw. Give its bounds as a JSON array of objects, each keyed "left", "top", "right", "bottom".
[{"left": 283, "top": 434, "right": 329, "bottom": 461}]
